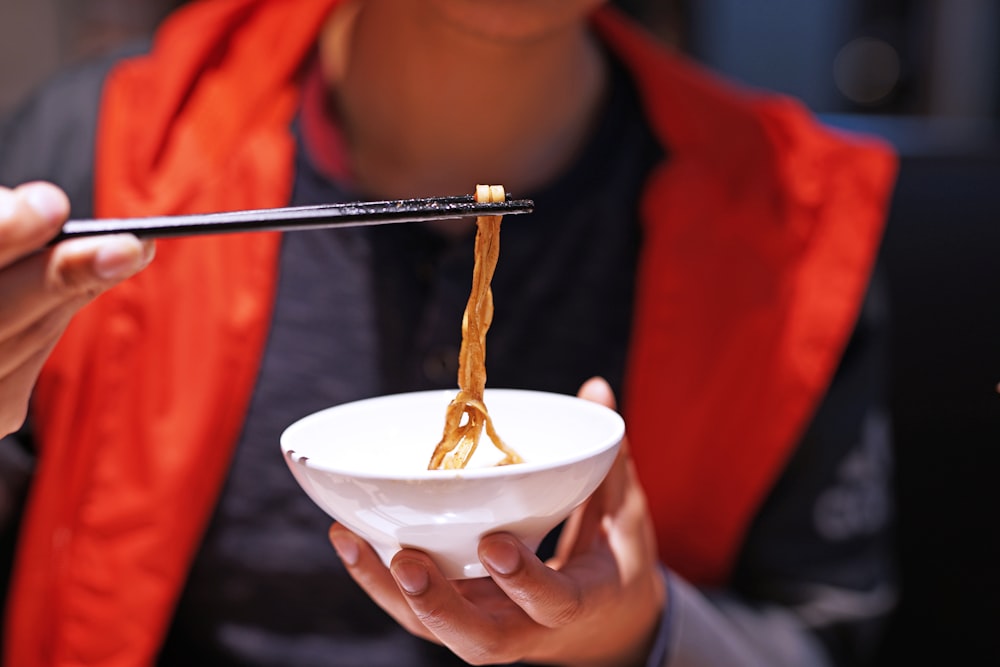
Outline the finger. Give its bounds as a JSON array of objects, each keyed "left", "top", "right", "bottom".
[
  {"left": 0, "top": 234, "right": 155, "bottom": 341},
  {"left": 550, "top": 378, "right": 621, "bottom": 564},
  {"left": 576, "top": 375, "right": 617, "bottom": 410},
  {"left": 48, "top": 234, "right": 157, "bottom": 293},
  {"left": 556, "top": 376, "right": 629, "bottom": 560},
  {"left": 574, "top": 375, "right": 630, "bottom": 501},
  {"left": 479, "top": 532, "right": 613, "bottom": 630},
  {"left": 569, "top": 383, "right": 660, "bottom": 577},
  {"left": 327, "top": 524, "right": 434, "bottom": 641},
  {"left": 557, "top": 443, "right": 639, "bottom": 567},
  {"left": 0, "top": 183, "right": 69, "bottom": 267},
  {"left": 389, "top": 548, "right": 530, "bottom": 664}
]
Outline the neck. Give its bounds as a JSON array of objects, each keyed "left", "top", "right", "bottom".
[{"left": 320, "top": 0, "right": 608, "bottom": 199}]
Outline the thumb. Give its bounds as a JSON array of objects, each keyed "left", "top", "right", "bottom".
[
  {"left": 49, "top": 234, "right": 156, "bottom": 291},
  {"left": 554, "top": 377, "right": 628, "bottom": 559},
  {"left": 576, "top": 376, "right": 617, "bottom": 411}
]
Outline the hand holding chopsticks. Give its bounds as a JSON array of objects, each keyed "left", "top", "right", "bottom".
[{"left": 0, "top": 182, "right": 153, "bottom": 436}]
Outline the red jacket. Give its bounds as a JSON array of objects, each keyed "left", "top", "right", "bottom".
[{"left": 6, "top": 0, "right": 897, "bottom": 664}]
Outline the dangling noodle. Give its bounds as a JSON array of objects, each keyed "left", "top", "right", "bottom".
[{"left": 427, "top": 185, "right": 524, "bottom": 470}]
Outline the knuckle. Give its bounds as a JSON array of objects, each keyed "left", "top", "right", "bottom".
[
  {"left": 462, "top": 637, "right": 508, "bottom": 665},
  {"left": 47, "top": 261, "right": 106, "bottom": 299},
  {"left": 399, "top": 617, "right": 433, "bottom": 641},
  {"left": 49, "top": 265, "right": 87, "bottom": 292},
  {"left": 545, "top": 590, "right": 585, "bottom": 628},
  {"left": 504, "top": 576, "right": 585, "bottom": 628},
  {"left": 410, "top": 602, "right": 450, "bottom": 632}
]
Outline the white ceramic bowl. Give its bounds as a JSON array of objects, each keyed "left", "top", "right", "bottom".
[{"left": 280, "top": 388, "right": 625, "bottom": 579}]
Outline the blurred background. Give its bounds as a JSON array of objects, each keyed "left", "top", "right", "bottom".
[
  {"left": 2, "top": 0, "right": 998, "bottom": 664},
  {"left": 0, "top": 0, "right": 179, "bottom": 112}
]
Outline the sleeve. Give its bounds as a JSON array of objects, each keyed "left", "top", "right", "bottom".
[{"left": 645, "top": 268, "right": 896, "bottom": 667}]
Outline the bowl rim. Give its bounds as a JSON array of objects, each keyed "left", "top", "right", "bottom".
[{"left": 280, "top": 388, "right": 625, "bottom": 481}]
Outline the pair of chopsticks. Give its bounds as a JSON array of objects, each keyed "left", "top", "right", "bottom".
[{"left": 53, "top": 194, "right": 534, "bottom": 243}]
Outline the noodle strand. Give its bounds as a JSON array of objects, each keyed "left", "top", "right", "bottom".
[{"left": 428, "top": 185, "right": 524, "bottom": 470}]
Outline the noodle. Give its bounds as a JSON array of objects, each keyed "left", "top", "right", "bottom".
[{"left": 427, "top": 185, "right": 524, "bottom": 470}]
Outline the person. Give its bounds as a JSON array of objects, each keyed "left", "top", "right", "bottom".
[{"left": 0, "top": 0, "right": 898, "bottom": 665}]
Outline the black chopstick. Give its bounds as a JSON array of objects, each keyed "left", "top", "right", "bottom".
[{"left": 52, "top": 194, "right": 534, "bottom": 242}]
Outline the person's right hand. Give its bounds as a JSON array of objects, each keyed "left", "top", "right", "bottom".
[{"left": 0, "top": 182, "right": 155, "bottom": 437}]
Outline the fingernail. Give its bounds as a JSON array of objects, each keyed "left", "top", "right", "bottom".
[
  {"left": 24, "top": 185, "right": 65, "bottom": 221},
  {"left": 392, "top": 559, "right": 429, "bottom": 595},
  {"left": 330, "top": 532, "right": 359, "bottom": 566},
  {"left": 142, "top": 241, "right": 157, "bottom": 265},
  {"left": 0, "top": 190, "right": 15, "bottom": 220},
  {"left": 94, "top": 237, "right": 144, "bottom": 280},
  {"left": 480, "top": 536, "right": 522, "bottom": 576}
]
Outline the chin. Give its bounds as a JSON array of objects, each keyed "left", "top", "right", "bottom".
[{"left": 423, "top": 0, "right": 606, "bottom": 42}]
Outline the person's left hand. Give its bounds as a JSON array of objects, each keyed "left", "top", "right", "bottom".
[{"left": 328, "top": 377, "right": 666, "bottom": 667}]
